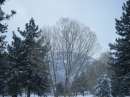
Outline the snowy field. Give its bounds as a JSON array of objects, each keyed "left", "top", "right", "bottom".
[
  {"left": 11, "top": 94, "right": 130, "bottom": 97},
  {"left": 3, "top": 94, "right": 94, "bottom": 97}
]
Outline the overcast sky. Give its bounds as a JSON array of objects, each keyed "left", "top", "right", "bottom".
[{"left": 2, "top": 0, "right": 127, "bottom": 53}]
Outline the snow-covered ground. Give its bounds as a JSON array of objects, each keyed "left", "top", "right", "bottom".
[
  {"left": 73, "top": 95, "right": 94, "bottom": 97},
  {"left": 41, "top": 95, "right": 94, "bottom": 97},
  {"left": 31, "top": 95, "right": 94, "bottom": 97},
  {"left": 3, "top": 94, "right": 94, "bottom": 97}
]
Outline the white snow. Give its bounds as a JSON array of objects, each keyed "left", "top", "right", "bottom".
[{"left": 3, "top": 94, "right": 94, "bottom": 97}]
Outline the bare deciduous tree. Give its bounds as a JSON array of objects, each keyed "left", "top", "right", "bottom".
[
  {"left": 42, "top": 18, "right": 100, "bottom": 97},
  {"left": 98, "top": 51, "right": 114, "bottom": 77}
]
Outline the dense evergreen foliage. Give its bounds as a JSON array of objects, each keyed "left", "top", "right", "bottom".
[
  {"left": 0, "top": 1, "right": 49, "bottom": 96},
  {"left": 7, "top": 32, "right": 24, "bottom": 96},
  {"left": 7, "top": 18, "right": 50, "bottom": 97},
  {"left": 16, "top": 18, "right": 49, "bottom": 97},
  {"left": 0, "top": 0, "right": 6, "bottom": 5},
  {"left": 71, "top": 72, "right": 88, "bottom": 96},
  {"left": 56, "top": 82, "right": 64, "bottom": 96},
  {"left": 0, "top": 0, "right": 16, "bottom": 96},
  {"left": 109, "top": 0, "right": 130, "bottom": 96},
  {"left": 17, "top": 18, "right": 40, "bottom": 97},
  {"left": 27, "top": 36, "right": 50, "bottom": 96},
  {"left": 0, "top": 52, "right": 8, "bottom": 95},
  {"left": 94, "top": 73, "right": 112, "bottom": 97}
]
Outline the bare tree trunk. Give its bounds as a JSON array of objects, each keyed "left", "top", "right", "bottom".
[
  {"left": 27, "top": 69, "right": 31, "bottom": 97},
  {"left": 25, "top": 88, "right": 27, "bottom": 97},
  {"left": 55, "top": 89, "right": 59, "bottom": 97},
  {"left": 83, "top": 92, "right": 84, "bottom": 96},
  {"left": 12, "top": 95, "right": 17, "bottom": 97},
  {"left": 27, "top": 85, "right": 30, "bottom": 97},
  {"left": 64, "top": 77, "right": 68, "bottom": 97}
]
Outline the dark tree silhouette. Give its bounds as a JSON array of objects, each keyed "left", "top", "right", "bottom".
[{"left": 109, "top": 0, "right": 130, "bottom": 96}]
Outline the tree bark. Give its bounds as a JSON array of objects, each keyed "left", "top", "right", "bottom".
[
  {"left": 27, "top": 68, "right": 31, "bottom": 97},
  {"left": 54, "top": 90, "right": 58, "bottom": 97},
  {"left": 27, "top": 85, "right": 30, "bottom": 97},
  {"left": 12, "top": 95, "right": 17, "bottom": 97},
  {"left": 83, "top": 92, "right": 84, "bottom": 96},
  {"left": 64, "top": 77, "right": 68, "bottom": 97}
]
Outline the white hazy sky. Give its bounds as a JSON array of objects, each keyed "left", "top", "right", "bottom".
[{"left": 2, "top": 0, "right": 127, "bottom": 52}]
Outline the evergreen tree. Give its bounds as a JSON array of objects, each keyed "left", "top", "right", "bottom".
[
  {"left": 7, "top": 29, "right": 49, "bottom": 97},
  {"left": 0, "top": 0, "right": 16, "bottom": 96},
  {"left": 71, "top": 77, "right": 79, "bottom": 96},
  {"left": 17, "top": 18, "right": 49, "bottom": 97},
  {"left": 17, "top": 18, "right": 40, "bottom": 97},
  {"left": 7, "top": 32, "right": 25, "bottom": 97},
  {"left": 77, "top": 72, "right": 88, "bottom": 96},
  {"left": 56, "top": 82, "right": 64, "bottom": 96},
  {"left": 108, "top": 0, "right": 130, "bottom": 96},
  {"left": 71, "top": 72, "right": 88, "bottom": 96},
  {"left": 94, "top": 72, "right": 112, "bottom": 97}
]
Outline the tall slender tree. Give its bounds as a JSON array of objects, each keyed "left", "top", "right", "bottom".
[
  {"left": 17, "top": 18, "right": 40, "bottom": 97},
  {"left": 7, "top": 28, "right": 50, "bottom": 97},
  {"left": 109, "top": 0, "right": 130, "bottom": 96},
  {"left": 17, "top": 18, "right": 49, "bottom": 97}
]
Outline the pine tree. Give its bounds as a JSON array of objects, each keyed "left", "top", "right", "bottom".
[
  {"left": 56, "top": 82, "right": 64, "bottom": 96},
  {"left": 7, "top": 27, "right": 50, "bottom": 97},
  {"left": 0, "top": 0, "right": 16, "bottom": 96},
  {"left": 94, "top": 72, "right": 112, "bottom": 97},
  {"left": 77, "top": 72, "right": 88, "bottom": 96},
  {"left": 7, "top": 32, "right": 25, "bottom": 97},
  {"left": 17, "top": 18, "right": 40, "bottom": 97},
  {"left": 108, "top": 0, "right": 130, "bottom": 96},
  {"left": 71, "top": 72, "right": 88, "bottom": 96},
  {"left": 71, "top": 77, "right": 79, "bottom": 96},
  {"left": 17, "top": 18, "right": 49, "bottom": 97}
]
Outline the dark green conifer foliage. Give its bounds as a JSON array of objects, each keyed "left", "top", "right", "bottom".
[
  {"left": 17, "top": 18, "right": 49, "bottom": 97},
  {"left": 71, "top": 72, "right": 88, "bottom": 96},
  {"left": 17, "top": 18, "right": 40, "bottom": 97},
  {"left": 7, "top": 32, "right": 25, "bottom": 96},
  {"left": 7, "top": 22, "right": 50, "bottom": 97},
  {"left": 94, "top": 73, "right": 112, "bottom": 97},
  {"left": 78, "top": 72, "right": 88, "bottom": 96},
  {"left": 28, "top": 36, "right": 50, "bottom": 96},
  {"left": 0, "top": 0, "right": 16, "bottom": 96},
  {"left": 0, "top": 52, "right": 8, "bottom": 95},
  {"left": 0, "top": 0, "right": 6, "bottom": 5},
  {"left": 109, "top": 0, "right": 130, "bottom": 96},
  {"left": 56, "top": 82, "right": 64, "bottom": 96}
]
